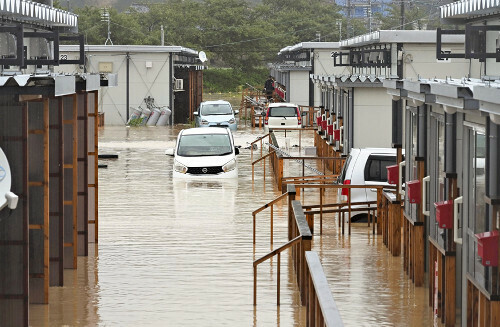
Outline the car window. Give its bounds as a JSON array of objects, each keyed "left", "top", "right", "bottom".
[
  {"left": 201, "top": 104, "right": 233, "bottom": 116},
  {"left": 177, "top": 134, "right": 232, "bottom": 157},
  {"left": 269, "top": 107, "right": 298, "bottom": 117},
  {"left": 364, "top": 155, "right": 396, "bottom": 182},
  {"left": 338, "top": 155, "right": 352, "bottom": 184}
]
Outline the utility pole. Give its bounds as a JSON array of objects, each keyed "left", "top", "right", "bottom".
[
  {"left": 347, "top": 0, "right": 351, "bottom": 38},
  {"left": 101, "top": 8, "right": 113, "bottom": 45},
  {"left": 336, "top": 19, "right": 342, "bottom": 41},
  {"left": 400, "top": 0, "right": 405, "bottom": 30},
  {"left": 161, "top": 25, "right": 165, "bottom": 46},
  {"left": 366, "top": 0, "right": 372, "bottom": 34}
]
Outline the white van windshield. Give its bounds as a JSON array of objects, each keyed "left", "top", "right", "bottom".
[
  {"left": 177, "top": 134, "right": 233, "bottom": 157},
  {"left": 201, "top": 104, "right": 233, "bottom": 116},
  {"left": 269, "top": 107, "right": 298, "bottom": 117}
]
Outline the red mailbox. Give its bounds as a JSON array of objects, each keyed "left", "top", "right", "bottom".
[
  {"left": 434, "top": 201, "right": 453, "bottom": 229},
  {"left": 475, "top": 230, "right": 499, "bottom": 267},
  {"left": 407, "top": 180, "right": 421, "bottom": 204},
  {"left": 386, "top": 165, "right": 398, "bottom": 184},
  {"left": 321, "top": 120, "right": 327, "bottom": 130},
  {"left": 333, "top": 129, "right": 341, "bottom": 141},
  {"left": 327, "top": 124, "right": 334, "bottom": 135}
]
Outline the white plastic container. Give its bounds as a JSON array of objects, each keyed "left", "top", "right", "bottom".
[
  {"left": 156, "top": 107, "right": 172, "bottom": 126},
  {"left": 139, "top": 108, "right": 151, "bottom": 126},
  {"left": 146, "top": 108, "right": 161, "bottom": 126},
  {"left": 126, "top": 107, "right": 142, "bottom": 125}
]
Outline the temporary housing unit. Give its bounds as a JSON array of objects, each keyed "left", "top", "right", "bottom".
[
  {"left": 0, "top": 2, "right": 107, "bottom": 326},
  {"left": 383, "top": 1, "right": 500, "bottom": 325},
  {"left": 311, "top": 30, "right": 468, "bottom": 155},
  {"left": 269, "top": 42, "right": 340, "bottom": 107},
  {"left": 58, "top": 45, "right": 204, "bottom": 125}
]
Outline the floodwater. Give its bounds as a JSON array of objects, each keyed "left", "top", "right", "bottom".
[{"left": 29, "top": 122, "right": 436, "bottom": 326}]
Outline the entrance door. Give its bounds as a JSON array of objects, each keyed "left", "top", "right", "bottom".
[{"left": 462, "top": 124, "right": 487, "bottom": 319}]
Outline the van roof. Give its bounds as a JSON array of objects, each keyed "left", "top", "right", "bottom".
[
  {"left": 268, "top": 102, "right": 298, "bottom": 108},
  {"left": 181, "top": 127, "right": 230, "bottom": 136},
  {"left": 201, "top": 100, "right": 231, "bottom": 105}
]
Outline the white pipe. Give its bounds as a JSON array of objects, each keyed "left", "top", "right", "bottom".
[
  {"left": 422, "top": 176, "right": 430, "bottom": 216},
  {"left": 454, "top": 196, "right": 463, "bottom": 245}
]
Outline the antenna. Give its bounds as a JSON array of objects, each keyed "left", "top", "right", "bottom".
[
  {"left": 198, "top": 51, "right": 207, "bottom": 63},
  {"left": 101, "top": 8, "right": 113, "bottom": 45}
]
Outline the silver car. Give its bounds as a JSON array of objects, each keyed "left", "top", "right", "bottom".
[{"left": 194, "top": 100, "right": 238, "bottom": 131}]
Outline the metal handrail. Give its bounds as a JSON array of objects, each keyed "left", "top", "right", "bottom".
[
  {"left": 252, "top": 191, "right": 288, "bottom": 245},
  {"left": 253, "top": 235, "right": 302, "bottom": 305}
]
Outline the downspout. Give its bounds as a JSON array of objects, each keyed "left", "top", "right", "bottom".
[
  {"left": 170, "top": 52, "right": 174, "bottom": 125},
  {"left": 309, "top": 49, "right": 315, "bottom": 106},
  {"left": 126, "top": 52, "right": 130, "bottom": 122}
]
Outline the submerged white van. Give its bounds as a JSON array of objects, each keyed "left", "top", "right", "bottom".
[
  {"left": 337, "top": 148, "right": 401, "bottom": 220},
  {"left": 165, "top": 127, "right": 239, "bottom": 178}
]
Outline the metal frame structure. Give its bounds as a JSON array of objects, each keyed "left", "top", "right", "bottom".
[
  {"left": 437, "top": 25, "right": 500, "bottom": 61},
  {"left": 0, "top": 24, "right": 84, "bottom": 67}
]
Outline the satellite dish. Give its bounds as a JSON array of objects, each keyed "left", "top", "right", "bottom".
[{"left": 199, "top": 51, "right": 207, "bottom": 63}]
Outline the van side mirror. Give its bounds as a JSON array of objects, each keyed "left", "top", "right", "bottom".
[
  {"left": 235, "top": 147, "right": 240, "bottom": 155},
  {"left": 165, "top": 148, "right": 175, "bottom": 156},
  {"left": 234, "top": 110, "right": 239, "bottom": 115},
  {"left": 193, "top": 112, "right": 199, "bottom": 116}
]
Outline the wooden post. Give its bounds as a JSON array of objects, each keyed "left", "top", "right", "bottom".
[
  {"left": 320, "top": 187, "right": 323, "bottom": 235},
  {"left": 444, "top": 256, "right": 456, "bottom": 326},
  {"left": 270, "top": 205, "right": 274, "bottom": 246},
  {"left": 348, "top": 188, "right": 352, "bottom": 235},
  {"left": 277, "top": 253, "right": 281, "bottom": 306}
]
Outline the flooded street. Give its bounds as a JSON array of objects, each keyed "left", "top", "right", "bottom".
[{"left": 29, "top": 123, "right": 435, "bottom": 326}]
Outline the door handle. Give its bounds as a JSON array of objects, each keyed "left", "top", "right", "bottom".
[
  {"left": 398, "top": 161, "right": 406, "bottom": 196},
  {"left": 454, "top": 196, "right": 463, "bottom": 245},
  {"left": 422, "top": 176, "right": 430, "bottom": 216}
]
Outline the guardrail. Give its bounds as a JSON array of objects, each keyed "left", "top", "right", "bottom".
[
  {"left": 252, "top": 191, "right": 289, "bottom": 245},
  {"left": 253, "top": 185, "right": 344, "bottom": 326},
  {"left": 305, "top": 251, "right": 344, "bottom": 326},
  {"left": 253, "top": 199, "right": 312, "bottom": 306}
]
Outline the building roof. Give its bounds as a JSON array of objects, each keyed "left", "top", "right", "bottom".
[
  {"left": 440, "top": 0, "right": 500, "bottom": 23},
  {"left": 278, "top": 42, "right": 340, "bottom": 55},
  {"left": 60, "top": 45, "right": 199, "bottom": 57},
  {"left": 340, "top": 30, "right": 465, "bottom": 48},
  {"left": 0, "top": 0, "right": 77, "bottom": 32}
]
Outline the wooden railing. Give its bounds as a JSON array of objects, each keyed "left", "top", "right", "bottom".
[
  {"left": 252, "top": 191, "right": 289, "bottom": 245},
  {"left": 253, "top": 185, "right": 344, "bottom": 325},
  {"left": 298, "top": 105, "right": 321, "bottom": 127},
  {"left": 305, "top": 251, "right": 344, "bottom": 326},
  {"left": 295, "top": 183, "right": 388, "bottom": 235},
  {"left": 253, "top": 198, "right": 312, "bottom": 306}
]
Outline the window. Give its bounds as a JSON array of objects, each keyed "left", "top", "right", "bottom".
[
  {"left": 364, "top": 155, "right": 397, "bottom": 182},
  {"left": 177, "top": 134, "right": 232, "bottom": 157},
  {"left": 269, "top": 107, "right": 298, "bottom": 117},
  {"left": 201, "top": 104, "right": 233, "bottom": 115}
]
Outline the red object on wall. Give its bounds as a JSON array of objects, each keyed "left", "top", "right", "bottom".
[
  {"left": 434, "top": 200, "right": 453, "bottom": 229},
  {"left": 407, "top": 179, "right": 421, "bottom": 204},
  {"left": 386, "top": 165, "right": 398, "bottom": 184},
  {"left": 327, "top": 124, "right": 333, "bottom": 135},
  {"left": 333, "top": 129, "right": 341, "bottom": 141},
  {"left": 475, "top": 230, "right": 499, "bottom": 267},
  {"left": 321, "top": 120, "right": 327, "bottom": 130},
  {"left": 316, "top": 116, "right": 322, "bottom": 127}
]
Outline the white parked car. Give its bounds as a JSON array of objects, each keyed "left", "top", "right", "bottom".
[
  {"left": 165, "top": 127, "right": 239, "bottom": 178},
  {"left": 337, "top": 148, "right": 402, "bottom": 221},
  {"left": 263, "top": 102, "right": 305, "bottom": 133}
]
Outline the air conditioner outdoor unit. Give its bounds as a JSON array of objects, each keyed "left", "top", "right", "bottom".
[{"left": 174, "top": 78, "right": 184, "bottom": 90}]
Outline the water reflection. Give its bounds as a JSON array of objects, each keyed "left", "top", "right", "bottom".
[{"left": 28, "top": 124, "right": 436, "bottom": 326}]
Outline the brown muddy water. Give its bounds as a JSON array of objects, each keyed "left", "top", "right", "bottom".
[{"left": 28, "top": 123, "right": 436, "bottom": 326}]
